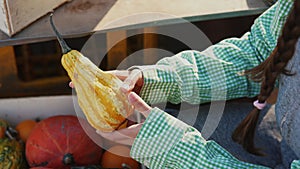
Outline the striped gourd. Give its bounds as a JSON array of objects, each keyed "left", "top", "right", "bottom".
[
  {"left": 50, "top": 14, "right": 132, "bottom": 132},
  {"left": 0, "top": 138, "right": 26, "bottom": 169}
]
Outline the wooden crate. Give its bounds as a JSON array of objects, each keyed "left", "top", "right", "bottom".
[{"left": 0, "top": 0, "right": 71, "bottom": 36}]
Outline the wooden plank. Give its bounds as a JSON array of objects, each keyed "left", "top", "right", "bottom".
[
  {"left": 143, "top": 27, "right": 158, "bottom": 65},
  {"left": 0, "top": 0, "right": 267, "bottom": 46},
  {"left": 88, "top": 0, "right": 267, "bottom": 31},
  {"left": 0, "top": 46, "right": 71, "bottom": 98},
  {"left": 0, "top": 46, "right": 17, "bottom": 77},
  {"left": 106, "top": 30, "right": 127, "bottom": 70},
  {"left": 0, "top": 0, "right": 70, "bottom": 36}
]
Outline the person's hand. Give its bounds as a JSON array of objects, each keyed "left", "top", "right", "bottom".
[
  {"left": 96, "top": 92, "right": 152, "bottom": 145},
  {"left": 108, "top": 69, "right": 144, "bottom": 94}
]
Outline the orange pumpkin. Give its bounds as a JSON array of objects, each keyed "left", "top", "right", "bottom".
[
  {"left": 101, "top": 145, "right": 140, "bottom": 169},
  {"left": 26, "top": 115, "right": 103, "bottom": 169},
  {"left": 15, "top": 119, "right": 37, "bottom": 142}
]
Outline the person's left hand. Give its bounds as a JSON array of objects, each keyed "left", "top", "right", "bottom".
[
  {"left": 68, "top": 69, "right": 144, "bottom": 94},
  {"left": 97, "top": 92, "right": 152, "bottom": 145}
]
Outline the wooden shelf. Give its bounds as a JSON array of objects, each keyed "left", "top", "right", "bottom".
[{"left": 0, "top": 0, "right": 268, "bottom": 47}]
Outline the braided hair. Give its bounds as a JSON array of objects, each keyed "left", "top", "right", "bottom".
[{"left": 232, "top": 0, "right": 300, "bottom": 155}]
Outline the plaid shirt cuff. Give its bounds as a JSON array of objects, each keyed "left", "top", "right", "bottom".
[
  {"left": 130, "top": 107, "right": 270, "bottom": 169},
  {"left": 130, "top": 107, "right": 189, "bottom": 168},
  {"left": 128, "top": 65, "right": 181, "bottom": 105}
]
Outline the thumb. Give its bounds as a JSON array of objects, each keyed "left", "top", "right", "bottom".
[
  {"left": 121, "top": 69, "right": 143, "bottom": 93},
  {"left": 128, "top": 92, "right": 151, "bottom": 117}
]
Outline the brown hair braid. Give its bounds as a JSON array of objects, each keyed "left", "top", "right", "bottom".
[{"left": 232, "top": 0, "right": 300, "bottom": 155}]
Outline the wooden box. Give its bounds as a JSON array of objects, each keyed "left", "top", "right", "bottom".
[
  {"left": 0, "top": 0, "right": 71, "bottom": 36},
  {"left": 0, "top": 95, "right": 76, "bottom": 126}
]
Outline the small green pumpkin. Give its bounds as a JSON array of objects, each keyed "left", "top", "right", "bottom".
[{"left": 0, "top": 138, "right": 26, "bottom": 169}]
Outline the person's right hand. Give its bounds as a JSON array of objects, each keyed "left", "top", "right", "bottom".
[
  {"left": 96, "top": 92, "right": 152, "bottom": 145},
  {"left": 107, "top": 69, "right": 144, "bottom": 94}
]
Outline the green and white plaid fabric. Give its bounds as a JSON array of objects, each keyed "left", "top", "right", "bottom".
[
  {"left": 131, "top": 108, "right": 270, "bottom": 168},
  {"left": 130, "top": 0, "right": 300, "bottom": 168},
  {"left": 131, "top": 108, "right": 300, "bottom": 169},
  {"left": 292, "top": 161, "right": 300, "bottom": 169},
  {"left": 132, "top": 0, "right": 293, "bottom": 105}
]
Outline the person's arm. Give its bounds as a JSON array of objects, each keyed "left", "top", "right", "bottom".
[
  {"left": 97, "top": 91, "right": 298, "bottom": 169},
  {"left": 131, "top": 0, "right": 293, "bottom": 105},
  {"left": 130, "top": 107, "right": 270, "bottom": 169}
]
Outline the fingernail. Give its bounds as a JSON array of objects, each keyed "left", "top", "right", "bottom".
[
  {"left": 69, "top": 82, "right": 74, "bottom": 88},
  {"left": 128, "top": 92, "right": 135, "bottom": 103}
]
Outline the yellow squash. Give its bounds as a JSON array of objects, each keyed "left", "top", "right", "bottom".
[{"left": 50, "top": 15, "right": 132, "bottom": 132}]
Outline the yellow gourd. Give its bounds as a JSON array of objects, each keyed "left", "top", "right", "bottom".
[{"left": 50, "top": 14, "right": 132, "bottom": 132}]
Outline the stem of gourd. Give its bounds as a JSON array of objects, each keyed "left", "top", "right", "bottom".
[{"left": 49, "top": 13, "right": 72, "bottom": 54}]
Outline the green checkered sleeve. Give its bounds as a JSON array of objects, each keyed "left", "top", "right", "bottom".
[
  {"left": 130, "top": 107, "right": 270, "bottom": 169},
  {"left": 132, "top": 0, "right": 293, "bottom": 105}
]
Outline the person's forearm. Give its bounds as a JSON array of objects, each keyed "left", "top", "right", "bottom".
[
  {"left": 134, "top": 1, "right": 292, "bottom": 105},
  {"left": 130, "top": 107, "right": 270, "bottom": 168}
]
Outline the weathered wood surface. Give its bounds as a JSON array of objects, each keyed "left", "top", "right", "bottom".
[
  {"left": 0, "top": 0, "right": 70, "bottom": 36},
  {"left": 0, "top": 0, "right": 267, "bottom": 46},
  {"left": 0, "top": 46, "right": 70, "bottom": 98}
]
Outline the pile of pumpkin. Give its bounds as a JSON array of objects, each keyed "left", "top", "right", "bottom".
[{"left": 0, "top": 115, "right": 140, "bottom": 169}]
